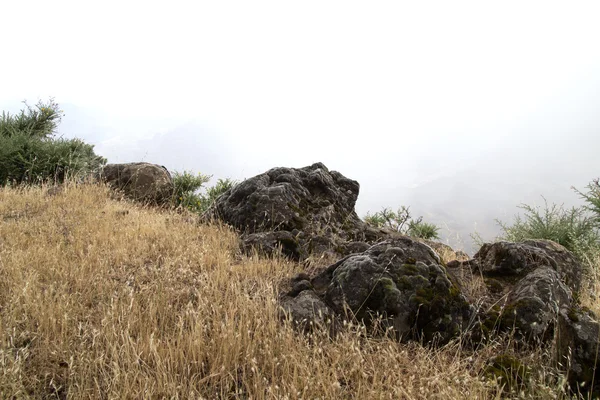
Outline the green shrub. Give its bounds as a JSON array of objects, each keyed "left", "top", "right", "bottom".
[
  {"left": 497, "top": 197, "right": 599, "bottom": 259},
  {"left": 172, "top": 170, "right": 210, "bottom": 212},
  {"left": 0, "top": 99, "right": 105, "bottom": 185},
  {"left": 202, "top": 178, "right": 236, "bottom": 210},
  {"left": 0, "top": 99, "right": 63, "bottom": 139},
  {"left": 364, "top": 206, "right": 440, "bottom": 239},
  {"left": 407, "top": 220, "right": 440, "bottom": 240},
  {"left": 364, "top": 206, "right": 411, "bottom": 232},
  {"left": 172, "top": 171, "right": 236, "bottom": 213},
  {"left": 0, "top": 133, "right": 105, "bottom": 185},
  {"left": 574, "top": 179, "right": 600, "bottom": 226}
]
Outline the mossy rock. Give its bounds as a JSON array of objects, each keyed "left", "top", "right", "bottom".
[{"left": 484, "top": 354, "right": 532, "bottom": 392}]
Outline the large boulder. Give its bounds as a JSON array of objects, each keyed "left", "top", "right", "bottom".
[
  {"left": 473, "top": 239, "right": 583, "bottom": 293},
  {"left": 444, "top": 239, "right": 600, "bottom": 397},
  {"left": 463, "top": 240, "right": 584, "bottom": 342},
  {"left": 208, "top": 163, "right": 386, "bottom": 261},
  {"left": 101, "top": 162, "right": 174, "bottom": 205},
  {"left": 286, "top": 237, "right": 472, "bottom": 344}
]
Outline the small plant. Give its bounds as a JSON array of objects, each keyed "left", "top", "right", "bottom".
[
  {"left": 202, "top": 178, "right": 236, "bottom": 210},
  {"left": 172, "top": 171, "right": 211, "bottom": 212},
  {"left": 573, "top": 178, "right": 600, "bottom": 226},
  {"left": 407, "top": 220, "right": 440, "bottom": 240},
  {"left": 172, "top": 171, "right": 237, "bottom": 213},
  {"left": 364, "top": 206, "right": 440, "bottom": 240}
]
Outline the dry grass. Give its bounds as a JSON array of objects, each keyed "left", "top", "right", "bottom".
[
  {"left": 580, "top": 253, "right": 600, "bottom": 317},
  {"left": 0, "top": 183, "right": 577, "bottom": 399}
]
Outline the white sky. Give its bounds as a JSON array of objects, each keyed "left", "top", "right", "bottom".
[{"left": 2, "top": 1, "right": 600, "bottom": 251}]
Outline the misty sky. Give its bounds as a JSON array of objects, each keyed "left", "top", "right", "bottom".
[{"left": 2, "top": 1, "right": 600, "bottom": 252}]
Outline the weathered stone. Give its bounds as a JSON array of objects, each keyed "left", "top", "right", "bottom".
[
  {"left": 101, "top": 162, "right": 174, "bottom": 205},
  {"left": 208, "top": 163, "right": 387, "bottom": 261},
  {"left": 473, "top": 240, "right": 582, "bottom": 293},
  {"left": 557, "top": 308, "right": 600, "bottom": 398},
  {"left": 309, "top": 238, "right": 472, "bottom": 344},
  {"left": 444, "top": 240, "right": 584, "bottom": 348},
  {"left": 502, "top": 266, "right": 572, "bottom": 340},
  {"left": 418, "top": 239, "right": 470, "bottom": 263},
  {"left": 241, "top": 231, "right": 304, "bottom": 260},
  {"left": 280, "top": 290, "right": 336, "bottom": 333}
]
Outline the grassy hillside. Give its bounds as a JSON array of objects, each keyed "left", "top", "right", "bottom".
[{"left": 0, "top": 183, "right": 592, "bottom": 399}]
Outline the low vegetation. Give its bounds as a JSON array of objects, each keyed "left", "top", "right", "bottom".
[
  {"left": 497, "top": 191, "right": 600, "bottom": 263},
  {"left": 363, "top": 206, "right": 441, "bottom": 240},
  {"left": 0, "top": 99, "right": 105, "bottom": 185},
  {"left": 172, "top": 170, "right": 237, "bottom": 213}
]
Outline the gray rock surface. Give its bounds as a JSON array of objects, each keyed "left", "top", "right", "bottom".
[
  {"left": 280, "top": 289, "right": 336, "bottom": 333},
  {"left": 447, "top": 240, "right": 585, "bottom": 343},
  {"left": 503, "top": 266, "right": 572, "bottom": 340},
  {"left": 473, "top": 239, "right": 583, "bottom": 293},
  {"left": 101, "top": 162, "right": 174, "bottom": 205},
  {"left": 208, "top": 163, "right": 386, "bottom": 261},
  {"left": 308, "top": 237, "right": 472, "bottom": 344},
  {"left": 557, "top": 308, "right": 600, "bottom": 398}
]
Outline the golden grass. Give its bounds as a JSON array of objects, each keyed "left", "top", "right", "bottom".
[{"left": 0, "top": 183, "right": 576, "bottom": 399}]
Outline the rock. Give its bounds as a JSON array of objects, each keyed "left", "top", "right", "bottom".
[
  {"left": 101, "top": 162, "right": 174, "bottom": 205},
  {"left": 289, "top": 280, "right": 313, "bottom": 297},
  {"left": 418, "top": 239, "right": 470, "bottom": 263},
  {"left": 280, "top": 290, "right": 336, "bottom": 333},
  {"left": 208, "top": 163, "right": 387, "bottom": 261},
  {"left": 241, "top": 231, "right": 304, "bottom": 260},
  {"left": 308, "top": 237, "right": 472, "bottom": 344},
  {"left": 557, "top": 308, "right": 600, "bottom": 398},
  {"left": 502, "top": 266, "right": 572, "bottom": 341},
  {"left": 461, "top": 240, "right": 584, "bottom": 343},
  {"left": 473, "top": 240, "right": 582, "bottom": 293}
]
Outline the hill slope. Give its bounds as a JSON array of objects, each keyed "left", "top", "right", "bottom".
[{"left": 0, "top": 184, "right": 574, "bottom": 398}]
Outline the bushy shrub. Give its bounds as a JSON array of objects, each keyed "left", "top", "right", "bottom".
[
  {"left": 497, "top": 197, "right": 599, "bottom": 260},
  {"left": 172, "top": 171, "right": 236, "bottom": 213},
  {"left": 407, "top": 220, "right": 441, "bottom": 240},
  {"left": 0, "top": 99, "right": 62, "bottom": 139},
  {"left": 364, "top": 206, "right": 440, "bottom": 240},
  {"left": 202, "top": 178, "right": 236, "bottom": 210},
  {"left": 172, "top": 170, "right": 211, "bottom": 212},
  {"left": 574, "top": 179, "right": 600, "bottom": 226},
  {"left": 0, "top": 99, "right": 106, "bottom": 185}
]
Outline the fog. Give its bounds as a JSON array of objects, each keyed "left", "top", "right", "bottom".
[{"left": 2, "top": 1, "right": 600, "bottom": 253}]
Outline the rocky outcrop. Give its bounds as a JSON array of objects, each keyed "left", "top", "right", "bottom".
[
  {"left": 444, "top": 239, "right": 599, "bottom": 397},
  {"left": 101, "top": 162, "right": 174, "bottom": 205},
  {"left": 208, "top": 163, "right": 386, "bottom": 261},
  {"left": 455, "top": 240, "right": 584, "bottom": 342},
  {"left": 473, "top": 239, "right": 583, "bottom": 294},
  {"left": 285, "top": 237, "right": 472, "bottom": 344},
  {"left": 206, "top": 162, "right": 597, "bottom": 396},
  {"left": 283, "top": 236, "right": 598, "bottom": 396}
]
